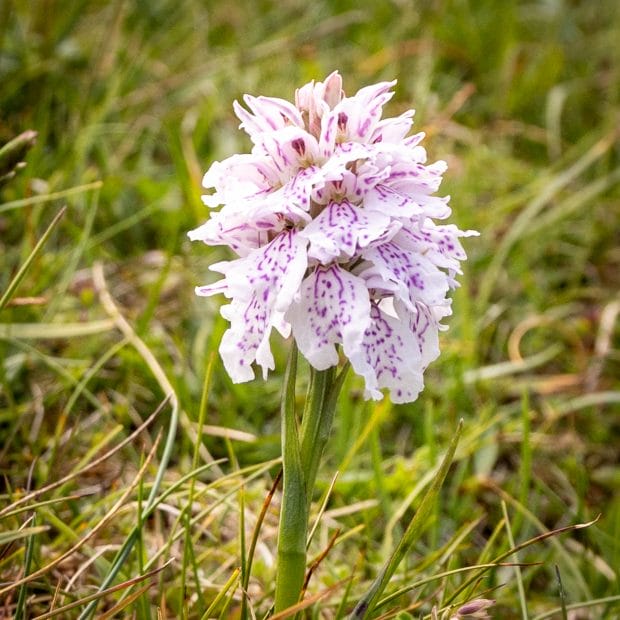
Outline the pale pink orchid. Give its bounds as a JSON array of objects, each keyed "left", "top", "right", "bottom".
[{"left": 189, "top": 71, "right": 476, "bottom": 403}]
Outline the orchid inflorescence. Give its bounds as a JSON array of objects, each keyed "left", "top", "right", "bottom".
[{"left": 189, "top": 72, "right": 476, "bottom": 403}]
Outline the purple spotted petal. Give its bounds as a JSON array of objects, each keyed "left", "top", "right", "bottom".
[
  {"left": 388, "top": 158, "right": 448, "bottom": 194},
  {"left": 218, "top": 302, "right": 290, "bottom": 382},
  {"left": 393, "top": 298, "right": 442, "bottom": 368},
  {"left": 364, "top": 184, "right": 432, "bottom": 219},
  {"left": 207, "top": 230, "right": 308, "bottom": 381},
  {"left": 281, "top": 165, "right": 326, "bottom": 216},
  {"left": 359, "top": 241, "right": 450, "bottom": 309},
  {"left": 369, "top": 112, "right": 416, "bottom": 144},
  {"left": 295, "top": 71, "right": 343, "bottom": 136},
  {"left": 300, "top": 200, "right": 392, "bottom": 263},
  {"left": 234, "top": 95, "right": 304, "bottom": 141},
  {"left": 287, "top": 265, "right": 371, "bottom": 370},
  {"left": 201, "top": 157, "right": 279, "bottom": 209},
  {"left": 254, "top": 126, "right": 321, "bottom": 182},
  {"left": 395, "top": 222, "right": 478, "bottom": 278},
  {"left": 349, "top": 303, "right": 425, "bottom": 403},
  {"left": 318, "top": 80, "right": 396, "bottom": 155},
  {"left": 218, "top": 297, "right": 270, "bottom": 381},
  {"left": 188, "top": 204, "right": 284, "bottom": 256},
  {"left": 215, "top": 229, "right": 307, "bottom": 305}
]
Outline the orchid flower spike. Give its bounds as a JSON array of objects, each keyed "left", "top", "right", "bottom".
[{"left": 189, "top": 72, "right": 477, "bottom": 403}]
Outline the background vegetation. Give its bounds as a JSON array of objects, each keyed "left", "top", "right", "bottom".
[{"left": 1, "top": 0, "right": 619, "bottom": 617}]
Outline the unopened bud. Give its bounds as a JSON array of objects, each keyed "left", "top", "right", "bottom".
[{"left": 455, "top": 598, "right": 495, "bottom": 618}]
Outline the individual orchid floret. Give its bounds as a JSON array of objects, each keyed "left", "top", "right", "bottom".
[
  {"left": 189, "top": 72, "right": 477, "bottom": 403},
  {"left": 295, "top": 70, "right": 343, "bottom": 136}
]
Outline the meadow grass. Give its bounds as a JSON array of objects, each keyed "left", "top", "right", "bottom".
[{"left": 1, "top": 1, "right": 619, "bottom": 618}]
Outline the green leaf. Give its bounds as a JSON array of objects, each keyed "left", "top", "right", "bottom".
[{"left": 349, "top": 419, "right": 464, "bottom": 619}]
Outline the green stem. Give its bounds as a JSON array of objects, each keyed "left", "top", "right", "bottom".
[
  {"left": 275, "top": 344, "right": 307, "bottom": 612},
  {"left": 275, "top": 352, "right": 348, "bottom": 612}
]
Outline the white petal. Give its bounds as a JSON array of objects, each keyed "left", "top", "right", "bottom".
[
  {"left": 318, "top": 81, "right": 396, "bottom": 153},
  {"left": 349, "top": 303, "right": 425, "bottom": 403},
  {"left": 394, "top": 221, "right": 479, "bottom": 285},
  {"left": 300, "top": 200, "right": 391, "bottom": 263},
  {"left": 195, "top": 281, "right": 227, "bottom": 297},
  {"left": 202, "top": 154, "right": 278, "bottom": 202},
  {"left": 234, "top": 95, "right": 304, "bottom": 141},
  {"left": 287, "top": 265, "right": 371, "bottom": 370},
  {"left": 295, "top": 72, "right": 344, "bottom": 139},
  {"left": 322, "top": 71, "right": 344, "bottom": 108},
  {"left": 393, "top": 298, "right": 441, "bottom": 369},
  {"left": 369, "top": 111, "right": 415, "bottom": 144},
  {"left": 254, "top": 126, "right": 320, "bottom": 180},
  {"left": 216, "top": 230, "right": 307, "bottom": 304},
  {"left": 387, "top": 158, "right": 447, "bottom": 194},
  {"left": 281, "top": 165, "right": 326, "bottom": 216},
  {"left": 218, "top": 298, "right": 269, "bottom": 382},
  {"left": 187, "top": 205, "right": 281, "bottom": 256},
  {"left": 364, "top": 184, "right": 428, "bottom": 218},
  {"left": 311, "top": 147, "right": 388, "bottom": 205},
  {"left": 359, "top": 241, "right": 450, "bottom": 310},
  {"left": 204, "top": 231, "right": 308, "bottom": 381}
]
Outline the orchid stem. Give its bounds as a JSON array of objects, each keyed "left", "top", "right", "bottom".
[
  {"left": 275, "top": 344, "right": 307, "bottom": 612},
  {"left": 275, "top": 349, "right": 347, "bottom": 612}
]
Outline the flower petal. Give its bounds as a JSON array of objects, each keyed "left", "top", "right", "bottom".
[
  {"left": 295, "top": 71, "right": 343, "bottom": 137},
  {"left": 369, "top": 111, "right": 416, "bottom": 144},
  {"left": 201, "top": 154, "right": 279, "bottom": 206},
  {"left": 393, "top": 298, "right": 442, "bottom": 369},
  {"left": 300, "top": 200, "right": 392, "bottom": 263},
  {"left": 216, "top": 229, "right": 308, "bottom": 305},
  {"left": 218, "top": 302, "right": 290, "bottom": 382},
  {"left": 395, "top": 221, "right": 478, "bottom": 277},
  {"left": 281, "top": 164, "right": 326, "bottom": 216},
  {"left": 201, "top": 231, "right": 308, "bottom": 381},
  {"left": 254, "top": 125, "right": 321, "bottom": 181},
  {"left": 234, "top": 95, "right": 304, "bottom": 141},
  {"left": 387, "top": 158, "right": 447, "bottom": 194},
  {"left": 364, "top": 184, "right": 432, "bottom": 218},
  {"left": 218, "top": 297, "right": 270, "bottom": 382},
  {"left": 359, "top": 241, "right": 450, "bottom": 309},
  {"left": 349, "top": 303, "right": 424, "bottom": 403},
  {"left": 286, "top": 265, "right": 371, "bottom": 370},
  {"left": 318, "top": 81, "right": 396, "bottom": 154}
]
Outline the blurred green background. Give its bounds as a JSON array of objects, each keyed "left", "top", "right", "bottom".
[{"left": 1, "top": 0, "right": 619, "bottom": 617}]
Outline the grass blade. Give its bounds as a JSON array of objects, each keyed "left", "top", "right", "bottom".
[
  {"left": 0, "top": 525, "right": 50, "bottom": 546},
  {"left": 30, "top": 559, "right": 173, "bottom": 620},
  {"left": 501, "top": 500, "right": 529, "bottom": 620},
  {"left": 349, "top": 419, "right": 464, "bottom": 619},
  {"left": 0, "top": 181, "right": 103, "bottom": 214},
  {"left": 201, "top": 568, "right": 240, "bottom": 620},
  {"left": 555, "top": 565, "right": 568, "bottom": 620},
  {"left": 0, "top": 206, "right": 66, "bottom": 311}
]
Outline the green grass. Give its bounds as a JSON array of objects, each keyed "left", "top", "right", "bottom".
[{"left": 1, "top": 0, "right": 619, "bottom": 617}]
